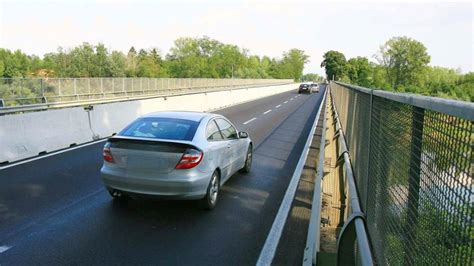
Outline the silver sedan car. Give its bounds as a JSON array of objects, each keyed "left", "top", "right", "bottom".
[{"left": 100, "top": 111, "right": 253, "bottom": 209}]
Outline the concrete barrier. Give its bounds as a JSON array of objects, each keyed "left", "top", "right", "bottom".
[{"left": 0, "top": 83, "right": 297, "bottom": 164}]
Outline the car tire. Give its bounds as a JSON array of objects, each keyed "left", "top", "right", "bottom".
[
  {"left": 198, "top": 170, "right": 220, "bottom": 210},
  {"left": 239, "top": 144, "right": 253, "bottom": 174},
  {"left": 298, "top": 91, "right": 301, "bottom": 94}
]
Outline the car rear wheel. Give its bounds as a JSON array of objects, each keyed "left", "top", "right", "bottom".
[
  {"left": 199, "top": 171, "right": 220, "bottom": 210},
  {"left": 239, "top": 144, "right": 253, "bottom": 174}
]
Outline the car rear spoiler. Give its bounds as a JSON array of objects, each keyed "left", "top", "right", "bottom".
[{"left": 107, "top": 136, "right": 202, "bottom": 151}]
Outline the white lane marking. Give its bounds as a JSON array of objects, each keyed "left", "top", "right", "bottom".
[
  {"left": 257, "top": 88, "right": 327, "bottom": 266},
  {"left": 263, "top": 109, "right": 272, "bottom": 115},
  {"left": 275, "top": 104, "right": 282, "bottom": 108},
  {"left": 0, "top": 139, "right": 107, "bottom": 170},
  {"left": 243, "top": 117, "right": 257, "bottom": 125},
  {"left": 290, "top": 98, "right": 294, "bottom": 101},
  {"left": 0, "top": 246, "right": 11, "bottom": 253},
  {"left": 284, "top": 101, "right": 288, "bottom": 104}
]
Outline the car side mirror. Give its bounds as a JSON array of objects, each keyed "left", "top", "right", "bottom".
[{"left": 238, "top": 132, "right": 249, "bottom": 138}]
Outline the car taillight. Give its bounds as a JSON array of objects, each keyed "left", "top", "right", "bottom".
[
  {"left": 175, "top": 149, "right": 203, "bottom": 169},
  {"left": 103, "top": 146, "right": 115, "bottom": 163}
]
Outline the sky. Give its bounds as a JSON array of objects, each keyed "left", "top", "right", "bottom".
[{"left": 0, "top": 0, "right": 472, "bottom": 76}]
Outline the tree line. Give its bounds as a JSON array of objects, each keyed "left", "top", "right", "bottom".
[
  {"left": 0, "top": 36, "right": 309, "bottom": 81},
  {"left": 321, "top": 36, "right": 473, "bottom": 102}
]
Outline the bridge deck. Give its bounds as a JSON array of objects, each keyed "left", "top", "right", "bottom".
[{"left": 0, "top": 87, "right": 325, "bottom": 264}]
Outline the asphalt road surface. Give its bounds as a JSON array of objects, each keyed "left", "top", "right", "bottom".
[{"left": 0, "top": 85, "right": 325, "bottom": 265}]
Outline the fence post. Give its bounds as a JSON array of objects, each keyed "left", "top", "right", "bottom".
[
  {"left": 364, "top": 89, "right": 374, "bottom": 212},
  {"left": 88, "top": 78, "right": 91, "bottom": 99},
  {"left": 20, "top": 79, "right": 23, "bottom": 98},
  {"left": 41, "top": 78, "right": 44, "bottom": 97},
  {"left": 123, "top": 78, "right": 126, "bottom": 96},
  {"left": 404, "top": 107, "right": 424, "bottom": 265},
  {"left": 58, "top": 79, "right": 62, "bottom": 101},
  {"left": 100, "top": 78, "right": 104, "bottom": 98},
  {"left": 74, "top": 78, "right": 78, "bottom": 100}
]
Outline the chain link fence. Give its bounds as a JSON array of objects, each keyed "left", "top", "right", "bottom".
[
  {"left": 0, "top": 78, "right": 293, "bottom": 107},
  {"left": 330, "top": 81, "right": 473, "bottom": 265}
]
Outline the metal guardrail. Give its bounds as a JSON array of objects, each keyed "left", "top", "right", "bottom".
[
  {"left": 303, "top": 89, "right": 328, "bottom": 265},
  {"left": 303, "top": 88, "right": 374, "bottom": 266},
  {"left": 0, "top": 78, "right": 293, "bottom": 114},
  {"left": 330, "top": 81, "right": 473, "bottom": 265},
  {"left": 331, "top": 95, "right": 374, "bottom": 266}
]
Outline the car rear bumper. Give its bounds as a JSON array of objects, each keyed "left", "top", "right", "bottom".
[{"left": 101, "top": 168, "right": 211, "bottom": 200}]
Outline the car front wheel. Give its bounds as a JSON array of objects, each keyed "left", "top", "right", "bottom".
[{"left": 239, "top": 144, "right": 253, "bottom": 174}]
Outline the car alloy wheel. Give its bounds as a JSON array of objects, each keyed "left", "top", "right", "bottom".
[{"left": 199, "top": 171, "right": 220, "bottom": 210}]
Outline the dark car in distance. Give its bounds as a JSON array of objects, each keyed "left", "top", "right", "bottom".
[{"left": 298, "top": 84, "right": 312, "bottom": 94}]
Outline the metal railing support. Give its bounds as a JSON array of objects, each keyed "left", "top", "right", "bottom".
[
  {"left": 88, "top": 79, "right": 91, "bottom": 99},
  {"left": 100, "top": 78, "right": 104, "bottom": 98},
  {"left": 364, "top": 90, "right": 373, "bottom": 212},
  {"left": 40, "top": 78, "right": 44, "bottom": 97},
  {"left": 403, "top": 107, "right": 424, "bottom": 265},
  {"left": 58, "top": 79, "right": 62, "bottom": 101},
  {"left": 74, "top": 78, "right": 78, "bottom": 100}
]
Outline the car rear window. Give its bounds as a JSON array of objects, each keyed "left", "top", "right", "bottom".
[{"left": 119, "top": 117, "right": 199, "bottom": 141}]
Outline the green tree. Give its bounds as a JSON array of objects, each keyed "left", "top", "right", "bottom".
[
  {"left": 376, "top": 36, "right": 431, "bottom": 89},
  {"left": 302, "top": 73, "right": 321, "bottom": 82},
  {"left": 94, "top": 43, "right": 111, "bottom": 77},
  {"left": 321, "top": 50, "right": 346, "bottom": 81},
  {"left": 0, "top": 49, "right": 31, "bottom": 78},
  {"left": 126, "top": 47, "right": 138, "bottom": 77},
  {"left": 371, "top": 63, "right": 390, "bottom": 90},
  {"left": 166, "top": 37, "right": 209, "bottom": 77},
  {"left": 109, "top": 51, "right": 126, "bottom": 77},
  {"left": 346, "top": 56, "right": 373, "bottom": 87},
  {"left": 280, "top": 49, "right": 309, "bottom": 81},
  {"left": 137, "top": 50, "right": 161, "bottom": 77}
]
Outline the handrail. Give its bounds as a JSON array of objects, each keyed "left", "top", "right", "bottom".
[
  {"left": 334, "top": 81, "right": 474, "bottom": 121},
  {"left": 0, "top": 81, "right": 294, "bottom": 115},
  {"left": 330, "top": 87, "right": 374, "bottom": 266}
]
